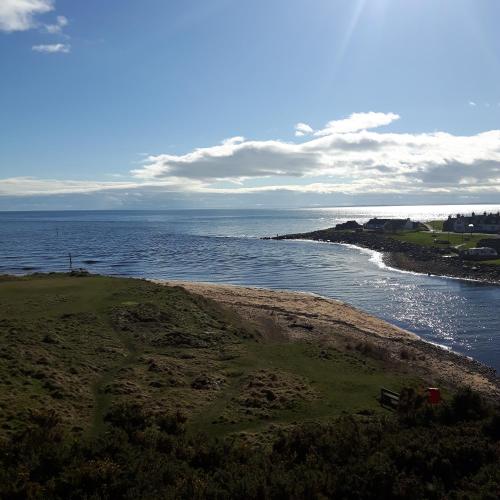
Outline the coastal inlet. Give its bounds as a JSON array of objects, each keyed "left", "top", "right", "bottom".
[{"left": 0, "top": 207, "right": 499, "bottom": 372}]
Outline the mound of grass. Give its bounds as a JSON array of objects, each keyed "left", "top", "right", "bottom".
[
  {"left": 193, "top": 341, "right": 416, "bottom": 437},
  {"left": 0, "top": 274, "right": 251, "bottom": 436},
  {"left": 0, "top": 274, "right": 419, "bottom": 441}
]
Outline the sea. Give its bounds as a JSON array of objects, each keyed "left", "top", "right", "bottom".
[{"left": 1, "top": 204, "right": 500, "bottom": 371}]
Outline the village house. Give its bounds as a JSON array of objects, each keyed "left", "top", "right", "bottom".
[
  {"left": 335, "top": 220, "right": 363, "bottom": 230},
  {"left": 364, "top": 218, "right": 418, "bottom": 232},
  {"left": 443, "top": 212, "right": 500, "bottom": 234}
]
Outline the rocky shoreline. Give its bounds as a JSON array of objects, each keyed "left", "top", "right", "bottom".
[{"left": 265, "top": 228, "right": 500, "bottom": 285}]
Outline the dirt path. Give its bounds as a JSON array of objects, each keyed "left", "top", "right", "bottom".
[{"left": 89, "top": 329, "right": 140, "bottom": 436}]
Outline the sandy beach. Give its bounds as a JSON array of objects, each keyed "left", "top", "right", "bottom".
[{"left": 154, "top": 280, "right": 500, "bottom": 399}]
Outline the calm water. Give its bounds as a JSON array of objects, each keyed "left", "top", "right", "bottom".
[{"left": 1, "top": 205, "right": 499, "bottom": 371}]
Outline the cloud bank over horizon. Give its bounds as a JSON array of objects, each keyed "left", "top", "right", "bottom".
[{"left": 2, "top": 112, "right": 500, "bottom": 208}]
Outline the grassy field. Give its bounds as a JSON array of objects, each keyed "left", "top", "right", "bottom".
[
  {"left": 391, "top": 230, "right": 488, "bottom": 249},
  {"left": 192, "top": 341, "right": 416, "bottom": 437},
  {"left": 0, "top": 273, "right": 417, "bottom": 439},
  {"left": 483, "top": 259, "right": 500, "bottom": 266},
  {"left": 4, "top": 274, "right": 500, "bottom": 499}
]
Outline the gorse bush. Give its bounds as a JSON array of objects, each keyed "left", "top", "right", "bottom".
[{"left": 1, "top": 391, "right": 499, "bottom": 499}]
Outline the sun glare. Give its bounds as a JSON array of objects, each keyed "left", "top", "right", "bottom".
[{"left": 336, "top": 0, "right": 367, "bottom": 62}]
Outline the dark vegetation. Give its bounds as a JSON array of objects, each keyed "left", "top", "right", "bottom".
[
  {"left": 1, "top": 389, "right": 500, "bottom": 499},
  {"left": 1, "top": 274, "right": 500, "bottom": 498}
]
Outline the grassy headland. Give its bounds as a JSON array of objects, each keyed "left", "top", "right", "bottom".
[
  {"left": 1, "top": 274, "right": 499, "bottom": 498},
  {"left": 0, "top": 274, "right": 419, "bottom": 438},
  {"left": 269, "top": 224, "right": 500, "bottom": 283}
]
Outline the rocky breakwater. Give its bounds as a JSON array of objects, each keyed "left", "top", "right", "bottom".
[{"left": 264, "top": 228, "right": 500, "bottom": 284}]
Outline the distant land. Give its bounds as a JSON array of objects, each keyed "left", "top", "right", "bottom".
[{"left": 269, "top": 213, "right": 500, "bottom": 284}]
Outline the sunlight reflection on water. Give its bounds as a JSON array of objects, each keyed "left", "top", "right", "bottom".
[{"left": 0, "top": 207, "right": 499, "bottom": 370}]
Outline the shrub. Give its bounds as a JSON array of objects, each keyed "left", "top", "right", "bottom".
[
  {"left": 450, "top": 387, "right": 488, "bottom": 421},
  {"left": 1, "top": 389, "right": 499, "bottom": 499},
  {"left": 104, "top": 403, "right": 149, "bottom": 437}
]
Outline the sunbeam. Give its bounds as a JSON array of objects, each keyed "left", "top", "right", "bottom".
[{"left": 336, "top": 0, "right": 368, "bottom": 63}]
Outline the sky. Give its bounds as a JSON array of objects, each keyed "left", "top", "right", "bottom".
[{"left": 1, "top": 0, "right": 500, "bottom": 210}]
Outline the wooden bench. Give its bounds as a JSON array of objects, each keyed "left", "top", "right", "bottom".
[{"left": 380, "top": 387, "right": 400, "bottom": 409}]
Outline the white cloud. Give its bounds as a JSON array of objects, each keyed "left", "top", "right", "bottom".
[
  {"left": 313, "top": 112, "right": 400, "bottom": 135},
  {"left": 295, "top": 112, "right": 399, "bottom": 138},
  {"left": 295, "top": 122, "right": 314, "bottom": 137},
  {"left": 2, "top": 113, "right": 500, "bottom": 199},
  {"left": 0, "top": 177, "right": 198, "bottom": 196},
  {"left": 32, "top": 42, "right": 70, "bottom": 53},
  {"left": 131, "top": 114, "right": 500, "bottom": 195},
  {"left": 469, "top": 101, "right": 477, "bottom": 107},
  {"left": 0, "top": 0, "right": 53, "bottom": 32},
  {"left": 44, "top": 14, "right": 67, "bottom": 34}
]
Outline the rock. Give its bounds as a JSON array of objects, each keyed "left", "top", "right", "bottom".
[{"left": 191, "top": 374, "right": 225, "bottom": 390}]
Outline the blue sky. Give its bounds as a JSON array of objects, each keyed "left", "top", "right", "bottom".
[{"left": 1, "top": 0, "right": 499, "bottom": 209}]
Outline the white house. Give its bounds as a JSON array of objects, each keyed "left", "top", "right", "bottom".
[
  {"left": 461, "top": 247, "right": 498, "bottom": 260},
  {"left": 364, "top": 218, "right": 418, "bottom": 231},
  {"left": 444, "top": 212, "right": 500, "bottom": 234}
]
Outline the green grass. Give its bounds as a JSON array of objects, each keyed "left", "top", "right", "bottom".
[
  {"left": 482, "top": 259, "right": 500, "bottom": 266},
  {"left": 2, "top": 274, "right": 499, "bottom": 500},
  {"left": 191, "top": 341, "right": 417, "bottom": 436},
  {"left": 391, "top": 230, "right": 488, "bottom": 249},
  {"left": 0, "top": 274, "right": 248, "bottom": 436},
  {"left": 0, "top": 273, "right": 422, "bottom": 440}
]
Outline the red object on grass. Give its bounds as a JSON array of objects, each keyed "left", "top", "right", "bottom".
[{"left": 428, "top": 387, "right": 441, "bottom": 404}]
